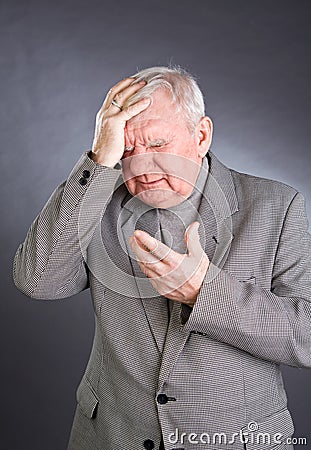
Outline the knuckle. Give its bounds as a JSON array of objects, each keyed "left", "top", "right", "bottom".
[
  {"left": 125, "top": 103, "right": 136, "bottom": 113},
  {"left": 121, "top": 108, "right": 131, "bottom": 119},
  {"left": 96, "top": 109, "right": 104, "bottom": 118},
  {"left": 96, "top": 114, "right": 106, "bottom": 126},
  {"left": 114, "top": 92, "right": 122, "bottom": 101},
  {"left": 107, "top": 115, "right": 118, "bottom": 124}
]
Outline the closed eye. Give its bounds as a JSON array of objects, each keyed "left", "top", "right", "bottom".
[
  {"left": 124, "top": 140, "right": 169, "bottom": 152},
  {"left": 147, "top": 139, "right": 169, "bottom": 148},
  {"left": 149, "top": 143, "right": 165, "bottom": 148}
]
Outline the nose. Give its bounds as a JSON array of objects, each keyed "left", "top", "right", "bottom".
[{"left": 128, "top": 146, "right": 158, "bottom": 177}]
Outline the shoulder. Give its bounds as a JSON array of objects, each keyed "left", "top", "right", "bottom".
[
  {"left": 208, "top": 152, "right": 299, "bottom": 212},
  {"left": 231, "top": 168, "right": 298, "bottom": 203}
]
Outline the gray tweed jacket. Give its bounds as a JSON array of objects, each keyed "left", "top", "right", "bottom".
[{"left": 13, "top": 151, "right": 311, "bottom": 450}]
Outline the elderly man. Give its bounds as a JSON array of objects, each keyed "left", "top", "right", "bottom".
[{"left": 13, "top": 67, "right": 311, "bottom": 450}]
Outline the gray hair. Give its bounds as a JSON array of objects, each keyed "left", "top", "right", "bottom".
[{"left": 123, "top": 66, "right": 205, "bottom": 132}]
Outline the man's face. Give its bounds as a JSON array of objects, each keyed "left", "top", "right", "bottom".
[{"left": 121, "top": 89, "right": 206, "bottom": 208}]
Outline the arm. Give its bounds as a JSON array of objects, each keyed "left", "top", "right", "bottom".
[
  {"left": 13, "top": 76, "right": 150, "bottom": 300},
  {"left": 13, "top": 153, "right": 120, "bottom": 299},
  {"left": 181, "top": 192, "right": 311, "bottom": 368}
]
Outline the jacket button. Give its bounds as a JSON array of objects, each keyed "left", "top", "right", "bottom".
[
  {"left": 143, "top": 439, "right": 154, "bottom": 449},
  {"left": 79, "top": 177, "right": 88, "bottom": 186},
  {"left": 157, "top": 394, "right": 168, "bottom": 404},
  {"left": 82, "top": 170, "right": 90, "bottom": 178}
]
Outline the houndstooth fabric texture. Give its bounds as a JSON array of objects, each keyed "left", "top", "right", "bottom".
[{"left": 13, "top": 150, "right": 311, "bottom": 450}]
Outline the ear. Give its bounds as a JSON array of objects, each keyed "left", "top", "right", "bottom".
[{"left": 196, "top": 116, "right": 213, "bottom": 158}]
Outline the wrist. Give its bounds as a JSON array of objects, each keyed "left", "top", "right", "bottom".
[
  {"left": 88, "top": 151, "right": 121, "bottom": 170},
  {"left": 89, "top": 150, "right": 114, "bottom": 168}
]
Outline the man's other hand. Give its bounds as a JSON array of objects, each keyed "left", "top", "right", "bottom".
[{"left": 128, "top": 222, "right": 210, "bottom": 307}]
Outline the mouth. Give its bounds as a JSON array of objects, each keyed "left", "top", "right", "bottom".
[{"left": 138, "top": 178, "right": 165, "bottom": 186}]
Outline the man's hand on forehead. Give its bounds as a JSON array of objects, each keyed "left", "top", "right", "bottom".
[{"left": 90, "top": 77, "right": 151, "bottom": 168}]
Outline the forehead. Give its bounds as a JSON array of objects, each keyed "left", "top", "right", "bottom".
[
  {"left": 125, "top": 119, "right": 175, "bottom": 140},
  {"left": 126, "top": 88, "right": 179, "bottom": 132}
]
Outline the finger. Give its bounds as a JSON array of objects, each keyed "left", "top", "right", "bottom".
[
  {"left": 103, "top": 78, "right": 147, "bottom": 112},
  {"left": 109, "top": 80, "right": 147, "bottom": 111},
  {"left": 128, "top": 236, "right": 159, "bottom": 265},
  {"left": 185, "top": 222, "right": 203, "bottom": 256},
  {"left": 137, "top": 260, "right": 159, "bottom": 278},
  {"left": 133, "top": 230, "right": 175, "bottom": 263},
  {"left": 103, "top": 77, "right": 136, "bottom": 108},
  {"left": 137, "top": 260, "right": 175, "bottom": 287},
  {"left": 119, "top": 97, "right": 151, "bottom": 121}
]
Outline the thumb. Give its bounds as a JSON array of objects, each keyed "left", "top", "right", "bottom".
[{"left": 185, "top": 221, "right": 202, "bottom": 256}]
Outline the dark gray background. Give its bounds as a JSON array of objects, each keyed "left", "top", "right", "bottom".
[{"left": 1, "top": 0, "right": 310, "bottom": 448}]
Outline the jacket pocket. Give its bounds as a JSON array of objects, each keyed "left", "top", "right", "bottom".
[
  {"left": 241, "top": 276, "right": 256, "bottom": 284},
  {"left": 227, "top": 271, "right": 257, "bottom": 284},
  {"left": 241, "top": 408, "right": 294, "bottom": 450},
  {"left": 76, "top": 376, "right": 99, "bottom": 419}
]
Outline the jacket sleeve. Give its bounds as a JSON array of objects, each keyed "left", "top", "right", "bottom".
[
  {"left": 181, "top": 192, "right": 311, "bottom": 368},
  {"left": 13, "top": 152, "right": 121, "bottom": 300}
]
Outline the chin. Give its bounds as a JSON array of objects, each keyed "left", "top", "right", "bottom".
[{"left": 135, "top": 188, "right": 187, "bottom": 209}]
